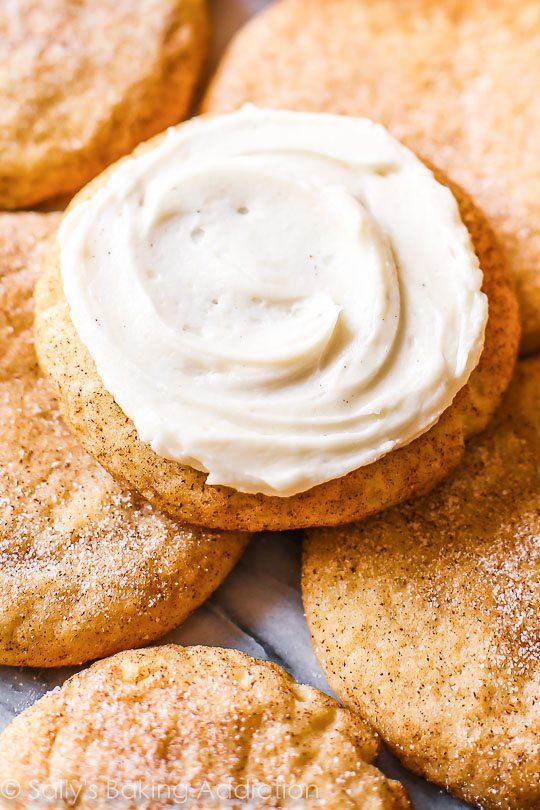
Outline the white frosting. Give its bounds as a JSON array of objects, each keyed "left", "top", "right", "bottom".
[{"left": 59, "top": 107, "right": 487, "bottom": 496}]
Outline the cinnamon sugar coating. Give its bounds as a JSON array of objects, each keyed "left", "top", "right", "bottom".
[
  {"left": 0, "top": 213, "right": 248, "bottom": 667},
  {"left": 304, "top": 359, "right": 540, "bottom": 809},
  {"left": 0, "top": 645, "right": 411, "bottom": 809},
  {"left": 0, "top": 0, "right": 209, "bottom": 208},
  {"left": 204, "top": 0, "right": 540, "bottom": 354}
]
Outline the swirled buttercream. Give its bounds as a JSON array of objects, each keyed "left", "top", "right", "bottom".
[{"left": 59, "top": 107, "right": 487, "bottom": 496}]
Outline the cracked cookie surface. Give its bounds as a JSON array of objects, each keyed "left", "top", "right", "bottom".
[{"left": 0, "top": 645, "right": 410, "bottom": 808}]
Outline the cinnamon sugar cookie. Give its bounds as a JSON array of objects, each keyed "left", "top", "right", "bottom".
[
  {"left": 0, "top": 645, "right": 411, "bottom": 809},
  {"left": 0, "top": 0, "right": 209, "bottom": 209},
  {"left": 205, "top": 0, "right": 540, "bottom": 354},
  {"left": 303, "top": 359, "right": 540, "bottom": 809},
  {"left": 0, "top": 213, "right": 248, "bottom": 667},
  {"left": 34, "top": 128, "right": 519, "bottom": 531}
]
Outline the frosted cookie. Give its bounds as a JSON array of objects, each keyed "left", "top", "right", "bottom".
[
  {"left": 0, "top": 213, "right": 248, "bottom": 667},
  {"left": 0, "top": 645, "right": 411, "bottom": 809},
  {"left": 303, "top": 359, "right": 540, "bottom": 809},
  {"left": 0, "top": 0, "right": 209, "bottom": 209},
  {"left": 204, "top": 0, "right": 540, "bottom": 354},
  {"left": 35, "top": 108, "right": 519, "bottom": 531}
]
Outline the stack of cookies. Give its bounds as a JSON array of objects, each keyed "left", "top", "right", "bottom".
[{"left": 0, "top": 2, "right": 537, "bottom": 808}]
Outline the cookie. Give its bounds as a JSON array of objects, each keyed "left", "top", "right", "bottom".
[
  {"left": 34, "top": 130, "right": 519, "bottom": 531},
  {"left": 303, "top": 358, "right": 540, "bottom": 809},
  {"left": 204, "top": 0, "right": 540, "bottom": 354},
  {"left": 0, "top": 0, "right": 209, "bottom": 209},
  {"left": 0, "top": 213, "right": 248, "bottom": 667},
  {"left": 0, "top": 645, "right": 411, "bottom": 808}
]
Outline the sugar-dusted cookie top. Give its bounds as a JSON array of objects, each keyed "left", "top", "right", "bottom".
[
  {"left": 304, "top": 358, "right": 540, "bottom": 809},
  {"left": 205, "top": 0, "right": 540, "bottom": 353},
  {"left": 0, "top": 213, "right": 248, "bottom": 667},
  {"left": 0, "top": 0, "right": 209, "bottom": 208},
  {"left": 0, "top": 645, "right": 411, "bottom": 808}
]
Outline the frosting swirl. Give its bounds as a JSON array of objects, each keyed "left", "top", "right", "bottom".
[{"left": 59, "top": 107, "right": 487, "bottom": 496}]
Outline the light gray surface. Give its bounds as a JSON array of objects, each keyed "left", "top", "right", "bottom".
[{"left": 0, "top": 2, "right": 470, "bottom": 807}]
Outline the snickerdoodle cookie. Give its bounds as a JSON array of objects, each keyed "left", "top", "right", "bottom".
[
  {"left": 204, "top": 0, "right": 540, "bottom": 354},
  {"left": 0, "top": 213, "right": 248, "bottom": 667},
  {"left": 34, "top": 111, "right": 519, "bottom": 532},
  {"left": 303, "top": 358, "right": 540, "bottom": 809},
  {"left": 0, "top": 645, "right": 411, "bottom": 808},
  {"left": 0, "top": 0, "right": 209, "bottom": 209}
]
